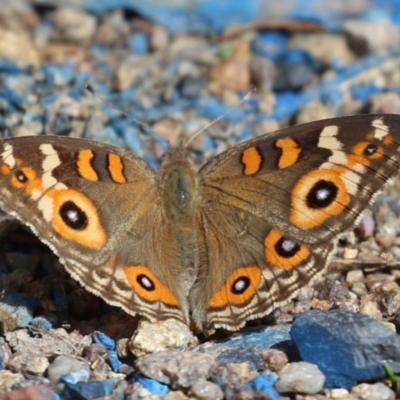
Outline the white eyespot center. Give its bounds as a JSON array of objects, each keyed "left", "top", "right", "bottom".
[
  {"left": 281, "top": 239, "right": 296, "bottom": 252},
  {"left": 140, "top": 276, "right": 152, "bottom": 289},
  {"left": 316, "top": 188, "right": 330, "bottom": 201},
  {"left": 234, "top": 279, "right": 246, "bottom": 292},
  {"left": 66, "top": 209, "right": 79, "bottom": 223}
]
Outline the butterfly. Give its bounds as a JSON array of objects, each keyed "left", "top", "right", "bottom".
[{"left": 0, "top": 114, "right": 398, "bottom": 333}]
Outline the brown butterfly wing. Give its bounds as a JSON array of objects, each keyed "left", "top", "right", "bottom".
[
  {"left": 0, "top": 136, "right": 188, "bottom": 323},
  {"left": 191, "top": 114, "right": 400, "bottom": 332}
]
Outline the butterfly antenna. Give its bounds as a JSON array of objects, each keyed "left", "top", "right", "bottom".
[
  {"left": 185, "top": 88, "right": 256, "bottom": 149},
  {"left": 85, "top": 84, "right": 169, "bottom": 151}
]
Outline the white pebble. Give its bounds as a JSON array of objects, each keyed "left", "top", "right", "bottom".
[
  {"left": 274, "top": 361, "right": 325, "bottom": 394},
  {"left": 351, "top": 382, "right": 395, "bottom": 400}
]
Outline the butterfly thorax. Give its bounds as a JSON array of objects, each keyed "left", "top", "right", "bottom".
[
  {"left": 159, "top": 147, "right": 200, "bottom": 224},
  {"left": 159, "top": 147, "right": 200, "bottom": 295}
]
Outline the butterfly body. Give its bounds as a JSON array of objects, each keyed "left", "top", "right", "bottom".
[{"left": 0, "top": 114, "right": 399, "bottom": 333}]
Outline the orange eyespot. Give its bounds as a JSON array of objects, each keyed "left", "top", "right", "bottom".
[
  {"left": 208, "top": 266, "right": 262, "bottom": 308},
  {"left": 48, "top": 188, "right": 107, "bottom": 248},
  {"left": 291, "top": 169, "right": 350, "bottom": 229},
  {"left": 264, "top": 228, "right": 310, "bottom": 269},
  {"left": 124, "top": 265, "right": 179, "bottom": 305}
]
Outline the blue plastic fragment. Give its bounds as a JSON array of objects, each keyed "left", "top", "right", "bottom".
[
  {"left": 271, "top": 91, "right": 315, "bottom": 120},
  {"left": 0, "top": 88, "right": 28, "bottom": 110},
  {"left": 196, "top": 96, "right": 247, "bottom": 123},
  {"left": 93, "top": 331, "right": 122, "bottom": 372},
  {"left": 128, "top": 31, "right": 149, "bottom": 55},
  {"left": 41, "top": 63, "right": 77, "bottom": 87},
  {"left": 29, "top": 317, "right": 53, "bottom": 329},
  {"left": 68, "top": 71, "right": 92, "bottom": 99},
  {"left": 0, "top": 60, "right": 25, "bottom": 74},
  {"left": 241, "top": 373, "right": 281, "bottom": 399},
  {"left": 93, "top": 331, "right": 116, "bottom": 350},
  {"left": 130, "top": 374, "right": 170, "bottom": 395},
  {"left": 107, "top": 350, "right": 123, "bottom": 373},
  {"left": 350, "top": 84, "right": 384, "bottom": 101},
  {"left": 122, "top": 126, "right": 145, "bottom": 154}
]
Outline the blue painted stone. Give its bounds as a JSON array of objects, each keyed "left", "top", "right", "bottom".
[
  {"left": 291, "top": 310, "right": 400, "bottom": 389},
  {"left": 130, "top": 374, "right": 170, "bottom": 395},
  {"left": 60, "top": 369, "right": 91, "bottom": 385},
  {"left": 195, "top": 325, "right": 291, "bottom": 370},
  {"left": 61, "top": 379, "right": 116, "bottom": 400}
]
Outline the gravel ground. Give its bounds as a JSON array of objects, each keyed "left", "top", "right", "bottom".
[{"left": 1, "top": 1, "right": 400, "bottom": 399}]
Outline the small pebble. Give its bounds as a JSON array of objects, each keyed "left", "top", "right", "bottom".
[
  {"left": 52, "top": 7, "right": 96, "bottom": 45},
  {"left": 47, "top": 355, "right": 90, "bottom": 384},
  {"left": 7, "top": 352, "right": 49, "bottom": 375},
  {"left": 375, "top": 224, "right": 397, "bottom": 248},
  {"left": 342, "top": 247, "right": 359, "bottom": 260},
  {"left": 260, "top": 349, "right": 288, "bottom": 372},
  {"left": 359, "top": 297, "right": 382, "bottom": 319},
  {"left": 250, "top": 55, "right": 276, "bottom": 93},
  {"left": 275, "top": 362, "right": 325, "bottom": 394},
  {"left": 164, "top": 390, "right": 189, "bottom": 400},
  {"left": 369, "top": 92, "right": 400, "bottom": 115},
  {"left": 82, "top": 344, "right": 107, "bottom": 363},
  {"left": 0, "top": 28, "right": 40, "bottom": 68},
  {"left": 288, "top": 33, "right": 355, "bottom": 67},
  {"left": 150, "top": 24, "right": 169, "bottom": 51},
  {"left": 346, "top": 270, "right": 364, "bottom": 286},
  {"left": 350, "top": 382, "right": 396, "bottom": 400},
  {"left": 210, "top": 42, "right": 251, "bottom": 91},
  {"left": 366, "top": 273, "right": 394, "bottom": 290},
  {"left": 343, "top": 19, "right": 400, "bottom": 53},
  {"left": 129, "top": 319, "right": 196, "bottom": 357},
  {"left": 330, "top": 388, "right": 351, "bottom": 399},
  {"left": 0, "top": 370, "right": 24, "bottom": 391},
  {"left": 136, "top": 351, "right": 217, "bottom": 389},
  {"left": 215, "top": 362, "right": 255, "bottom": 390},
  {"left": 116, "top": 338, "right": 130, "bottom": 359},
  {"left": 189, "top": 378, "right": 224, "bottom": 400},
  {"left": 0, "top": 384, "right": 57, "bottom": 400}
]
